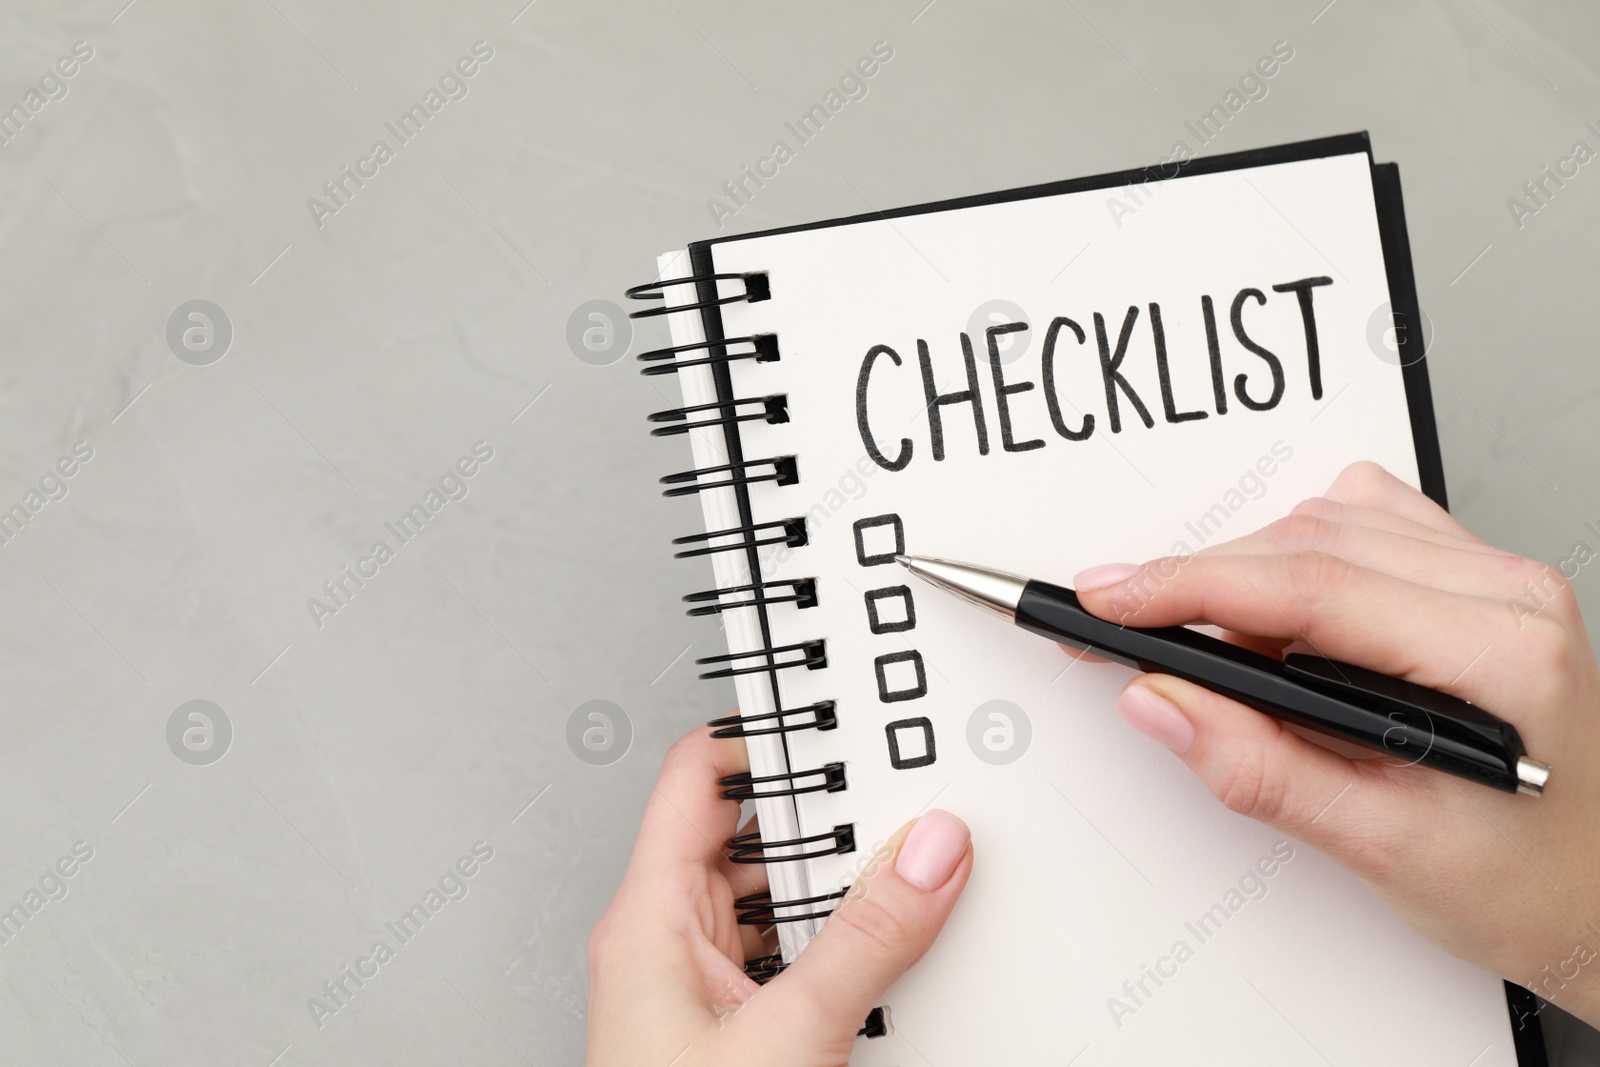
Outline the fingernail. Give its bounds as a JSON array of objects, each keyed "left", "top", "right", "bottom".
[
  {"left": 895, "top": 809, "right": 970, "bottom": 891},
  {"left": 1073, "top": 562, "right": 1141, "bottom": 592},
  {"left": 1118, "top": 683, "right": 1195, "bottom": 754}
]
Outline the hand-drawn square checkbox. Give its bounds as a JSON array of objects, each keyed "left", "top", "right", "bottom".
[
  {"left": 853, "top": 514, "right": 905, "bottom": 567},
  {"left": 865, "top": 585, "right": 916, "bottom": 634},
  {"left": 885, "top": 717, "right": 936, "bottom": 769},
  {"left": 874, "top": 650, "right": 927, "bottom": 703}
]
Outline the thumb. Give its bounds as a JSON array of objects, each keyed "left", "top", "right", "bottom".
[
  {"left": 1117, "top": 673, "right": 1410, "bottom": 873},
  {"left": 748, "top": 810, "right": 973, "bottom": 1056}
]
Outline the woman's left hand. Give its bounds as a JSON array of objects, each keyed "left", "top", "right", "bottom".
[{"left": 586, "top": 725, "right": 973, "bottom": 1067}]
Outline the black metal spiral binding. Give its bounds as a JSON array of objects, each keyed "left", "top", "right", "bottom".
[
  {"left": 718, "top": 762, "right": 847, "bottom": 800},
  {"left": 671, "top": 517, "right": 807, "bottom": 559},
  {"left": 728, "top": 824, "right": 855, "bottom": 864},
  {"left": 735, "top": 888, "right": 847, "bottom": 926},
  {"left": 743, "top": 952, "right": 786, "bottom": 984},
  {"left": 633, "top": 266, "right": 888, "bottom": 1039},
  {"left": 637, "top": 333, "right": 781, "bottom": 377},
  {"left": 660, "top": 455, "right": 799, "bottom": 498},
  {"left": 647, "top": 394, "right": 789, "bottom": 437},
  {"left": 624, "top": 271, "right": 770, "bottom": 318},
  {"left": 683, "top": 577, "right": 817, "bottom": 617},
  {"left": 697, "top": 640, "right": 827, "bottom": 680},
  {"left": 708, "top": 700, "right": 835, "bottom": 738}
]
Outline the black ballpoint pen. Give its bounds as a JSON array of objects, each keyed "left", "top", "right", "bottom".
[{"left": 897, "top": 554, "right": 1552, "bottom": 797}]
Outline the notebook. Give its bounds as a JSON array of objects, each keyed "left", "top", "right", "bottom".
[{"left": 628, "top": 134, "right": 1546, "bottom": 1065}]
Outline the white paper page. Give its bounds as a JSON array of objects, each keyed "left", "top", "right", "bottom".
[{"left": 700, "top": 152, "right": 1518, "bottom": 1064}]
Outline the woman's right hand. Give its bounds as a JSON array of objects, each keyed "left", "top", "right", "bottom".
[{"left": 1071, "top": 461, "right": 1600, "bottom": 1029}]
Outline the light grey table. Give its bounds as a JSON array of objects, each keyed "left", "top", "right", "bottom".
[{"left": 1, "top": 1, "right": 1595, "bottom": 1063}]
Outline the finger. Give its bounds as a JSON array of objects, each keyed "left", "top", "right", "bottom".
[
  {"left": 1320, "top": 461, "right": 1486, "bottom": 545},
  {"left": 1191, "top": 510, "right": 1529, "bottom": 600},
  {"left": 740, "top": 921, "right": 778, "bottom": 969},
  {"left": 741, "top": 811, "right": 973, "bottom": 1058},
  {"left": 592, "top": 723, "right": 754, "bottom": 1008},
  {"left": 628, "top": 723, "right": 749, "bottom": 879},
  {"left": 1058, "top": 642, "right": 1111, "bottom": 665},
  {"left": 1113, "top": 674, "right": 1424, "bottom": 878},
  {"left": 1072, "top": 553, "right": 1526, "bottom": 716},
  {"left": 1286, "top": 495, "right": 1497, "bottom": 553}
]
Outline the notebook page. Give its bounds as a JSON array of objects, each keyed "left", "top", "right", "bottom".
[{"left": 706, "top": 152, "right": 1517, "bottom": 1063}]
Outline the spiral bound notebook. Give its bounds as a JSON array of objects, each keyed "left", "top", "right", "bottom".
[{"left": 629, "top": 134, "right": 1546, "bottom": 1064}]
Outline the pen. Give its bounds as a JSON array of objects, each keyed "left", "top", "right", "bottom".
[{"left": 897, "top": 554, "right": 1552, "bottom": 797}]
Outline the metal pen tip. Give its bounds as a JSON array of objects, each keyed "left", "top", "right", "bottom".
[{"left": 892, "top": 554, "right": 1026, "bottom": 620}]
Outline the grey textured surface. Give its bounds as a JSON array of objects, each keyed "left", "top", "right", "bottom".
[{"left": 0, "top": 0, "right": 1596, "bottom": 1063}]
